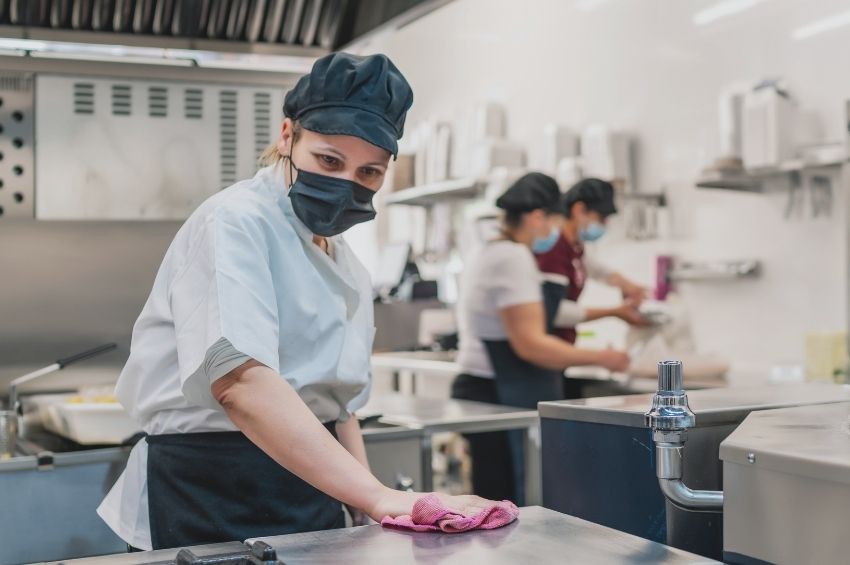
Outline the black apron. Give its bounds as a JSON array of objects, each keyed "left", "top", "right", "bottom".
[
  {"left": 485, "top": 277, "right": 565, "bottom": 409},
  {"left": 146, "top": 422, "right": 345, "bottom": 550},
  {"left": 477, "top": 278, "right": 566, "bottom": 504}
]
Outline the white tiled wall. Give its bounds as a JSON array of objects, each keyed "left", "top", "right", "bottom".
[{"left": 351, "top": 0, "right": 850, "bottom": 382}]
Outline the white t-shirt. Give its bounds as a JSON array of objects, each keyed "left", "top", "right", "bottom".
[
  {"left": 97, "top": 165, "right": 375, "bottom": 550},
  {"left": 456, "top": 240, "right": 543, "bottom": 378}
]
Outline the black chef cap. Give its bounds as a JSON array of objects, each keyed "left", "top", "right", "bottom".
[
  {"left": 562, "top": 178, "right": 618, "bottom": 217},
  {"left": 495, "top": 172, "right": 562, "bottom": 213},
  {"left": 283, "top": 52, "right": 414, "bottom": 158}
]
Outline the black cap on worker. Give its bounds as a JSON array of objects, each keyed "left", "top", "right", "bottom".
[
  {"left": 495, "top": 172, "right": 562, "bottom": 213},
  {"left": 283, "top": 52, "right": 414, "bottom": 158},
  {"left": 562, "top": 178, "right": 618, "bottom": 217}
]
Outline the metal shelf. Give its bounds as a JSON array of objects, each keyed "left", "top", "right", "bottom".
[
  {"left": 617, "top": 192, "right": 667, "bottom": 206},
  {"left": 696, "top": 158, "right": 846, "bottom": 191},
  {"left": 385, "top": 177, "right": 486, "bottom": 207}
]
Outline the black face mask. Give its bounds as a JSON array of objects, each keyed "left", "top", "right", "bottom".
[{"left": 286, "top": 156, "right": 377, "bottom": 237}]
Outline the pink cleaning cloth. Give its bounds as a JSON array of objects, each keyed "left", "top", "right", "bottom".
[{"left": 380, "top": 494, "right": 519, "bottom": 533}]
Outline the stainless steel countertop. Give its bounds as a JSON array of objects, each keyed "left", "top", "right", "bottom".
[
  {"left": 33, "top": 542, "right": 249, "bottom": 565},
  {"left": 372, "top": 351, "right": 460, "bottom": 375},
  {"left": 720, "top": 401, "right": 850, "bottom": 485},
  {"left": 370, "top": 351, "right": 721, "bottom": 392},
  {"left": 250, "top": 506, "right": 718, "bottom": 564},
  {"left": 362, "top": 392, "right": 538, "bottom": 434},
  {"left": 2, "top": 392, "right": 535, "bottom": 470},
  {"left": 37, "top": 507, "right": 718, "bottom": 564},
  {"left": 538, "top": 383, "right": 850, "bottom": 427}
]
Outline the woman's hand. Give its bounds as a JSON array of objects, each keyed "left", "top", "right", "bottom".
[
  {"left": 596, "top": 348, "right": 630, "bottom": 373},
  {"left": 614, "top": 299, "right": 649, "bottom": 326},
  {"left": 366, "top": 488, "right": 507, "bottom": 522}
]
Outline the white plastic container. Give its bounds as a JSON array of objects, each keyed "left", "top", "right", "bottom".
[
  {"left": 742, "top": 87, "right": 796, "bottom": 169},
  {"left": 44, "top": 402, "right": 141, "bottom": 445},
  {"left": 580, "top": 125, "right": 634, "bottom": 189},
  {"left": 469, "top": 139, "right": 526, "bottom": 177},
  {"left": 543, "top": 124, "right": 580, "bottom": 174}
]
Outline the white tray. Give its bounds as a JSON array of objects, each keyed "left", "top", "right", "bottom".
[{"left": 44, "top": 402, "right": 141, "bottom": 445}]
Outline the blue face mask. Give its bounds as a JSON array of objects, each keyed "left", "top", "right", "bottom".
[
  {"left": 532, "top": 227, "right": 560, "bottom": 254},
  {"left": 579, "top": 222, "right": 606, "bottom": 242}
]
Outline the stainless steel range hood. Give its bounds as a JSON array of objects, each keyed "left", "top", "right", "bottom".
[{"left": 0, "top": 0, "right": 450, "bottom": 57}]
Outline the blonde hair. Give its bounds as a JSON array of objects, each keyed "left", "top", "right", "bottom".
[{"left": 258, "top": 121, "right": 303, "bottom": 167}]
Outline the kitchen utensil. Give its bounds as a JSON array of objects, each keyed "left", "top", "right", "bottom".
[{"left": 2, "top": 343, "right": 117, "bottom": 457}]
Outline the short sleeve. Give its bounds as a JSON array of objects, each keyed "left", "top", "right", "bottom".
[
  {"left": 554, "top": 300, "right": 586, "bottom": 328},
  {"left": 169, "top": 208, "right": 280, "bottom": 410},
  {"left": 202, "top": 337, "right": 251, "bottom": 383},
  {"left": 491, "top": 245, "right": 542, "bottom": 309}
]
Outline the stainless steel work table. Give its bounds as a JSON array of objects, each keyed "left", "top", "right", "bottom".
[
  {"left": 248, "top": 506, "right": 716, "bottom": 565},
  {"left": 371, "top": 351, "right": 721, "bottom": 396},
  {"left": 538, "top": 382, "right": 850, "bottom": 427},
  {"left": 362, "top": 392, "right": 538, "bottom": 492},
  {"left": 39, "top": 506, "right": 717, "bottom": 564},
  {"left": 2, "top": 393, "right": 540, "bottom": 564}
]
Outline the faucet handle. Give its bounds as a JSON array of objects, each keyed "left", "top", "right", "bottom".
[
  {"left": 658, "top": 360, "right": 684, "bottom": 392},
  {"left": 645, "top": 360, "right": 695, "bottom": 431}
]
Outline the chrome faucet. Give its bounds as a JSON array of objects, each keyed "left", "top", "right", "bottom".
[{"left": 645, "top": 360, "right": 723, "bottom": 510}]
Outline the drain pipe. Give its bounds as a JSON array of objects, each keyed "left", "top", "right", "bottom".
[{"left": 645, "top": 360, "right": 724, "bottom": 511}]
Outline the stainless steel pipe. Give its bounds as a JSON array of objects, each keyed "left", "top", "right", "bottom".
[{"left": 645, "top": 361, "right": 724, "bottom": 511}]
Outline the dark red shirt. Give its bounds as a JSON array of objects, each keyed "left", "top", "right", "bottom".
[{"left": 535, "top": 232, "right": 586, "bottom": 343}]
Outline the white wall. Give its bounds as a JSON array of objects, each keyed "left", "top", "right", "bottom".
[{"left": 352, "top": 0, "right": 850, "bottom": 382}]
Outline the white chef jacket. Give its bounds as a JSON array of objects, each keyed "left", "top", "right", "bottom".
[
  {"left": 97, "top": 164, "right": 375, "bottom": 550},
  {"left": 456, "top": 241, "right": 614, "bottom": 378},
  {"left": 456, "top": 240, "right": 543, "bottom": 378}
]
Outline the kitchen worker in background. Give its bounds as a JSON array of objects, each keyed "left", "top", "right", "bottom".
[
  {"left": 536, "top": 178, "right": 648, "bottom": 395},
  {"left": 97, "top": 52, "right": 502, "bottom": 552},
  {"left": 452, "top": 172, "right": 630, "bottom": 505}
]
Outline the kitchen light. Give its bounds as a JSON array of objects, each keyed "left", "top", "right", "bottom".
[
  {"left": 29, "top": 51, "right": 194, "bottom": 66},
  {"left": 791, "top": 9, "right": 850, "bottom": 40},
  {"left": 692, "top": 0, "right": 770, "bottom": 26},
  {"left": 0, "top": 38, "right": 51, "bottom": 52},
  {"left": 0, "top": 37, "right": 316, "bottom": 72}
]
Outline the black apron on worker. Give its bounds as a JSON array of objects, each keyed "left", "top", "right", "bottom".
[
  {"left": 454, "top": 282, "right": 565, "bottom": 506},
  {"left": 146, "top": 422, "right": 345, "bottom": 550},
  {"left": 486, "top": 277, "right": 565, "bottom": 408}
]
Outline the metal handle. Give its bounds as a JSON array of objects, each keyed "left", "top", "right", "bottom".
[
  {"left": 56, "top": 343, "right": 117, "bottom": 369},
  {"left": 657, "top": 360, "right": 683, "bottom": 392}
]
